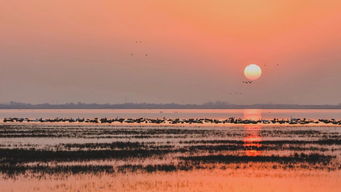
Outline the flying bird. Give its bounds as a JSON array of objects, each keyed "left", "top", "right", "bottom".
[{"left": 242, "top": 81, "right": 253, "bottom": 84}]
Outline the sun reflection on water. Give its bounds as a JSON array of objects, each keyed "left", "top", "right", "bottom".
[{"left": 243, "top": 109, "right": 263, "bottom": 157}]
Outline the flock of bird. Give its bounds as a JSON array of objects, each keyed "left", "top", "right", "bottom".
[
  {"left": 2, "top": 117, "right": 341, "bottom": 125},
  {"left": 242, "top": 80, "right": 253, "bottom": 84},
  {"left": 130, "top": 40, "right": 149, "bottom": 57},
  {"left": 128, "top": 40, "right": 282, "bottom": 99}
]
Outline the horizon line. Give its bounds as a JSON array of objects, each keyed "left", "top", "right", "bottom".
[{"left": 0, "top": 102, "right": 340, "bottom": 109}]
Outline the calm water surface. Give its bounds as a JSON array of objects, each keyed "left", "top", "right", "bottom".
[{"left": 0, "top": 109, "right": 340, "bottom": 192}]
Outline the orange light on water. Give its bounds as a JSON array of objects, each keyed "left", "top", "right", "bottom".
[
  {"left": 243, "top": 135, "right": 262, "bottom": 156},
  {"left": 243, "top": 109, "right": 263, "bottom": 156},
  {"left": 245, "top": 150, "right": 262, "bottom": 157}
]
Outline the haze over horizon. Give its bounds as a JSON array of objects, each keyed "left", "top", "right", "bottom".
[
  {"left": 2, "top": 101, "right": 341, "bottom": 106},
  {"left": 1, "top": 1, "right": 340, "bottom": 105}
]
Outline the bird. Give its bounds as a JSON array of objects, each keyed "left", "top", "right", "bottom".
[{"left": 242, "top": 81, "right": 253, "bottom": 84}]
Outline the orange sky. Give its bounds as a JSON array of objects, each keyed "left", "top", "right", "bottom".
[{"left": 0, "top": 0, "right": 340, "bottom": 104}]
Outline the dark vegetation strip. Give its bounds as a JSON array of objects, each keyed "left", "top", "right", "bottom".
[
  {"left": 117, "top": 164, "right": 192, "bottom": 173},
  {"left": 0, "top": 164, "right": 192, "bottom": 176},
  {"left": 0, "top": 126, "right": 218, "bottom": 135},
  {"left": 186, "top": 145, "right": 330, "bottom": 152},
  {"left": 0, "top": 165, "right": 114, "bottom": 176},
  {"left": 0, "top": 148, "right": 173, "bottom": 164},
  {"left": 1, "top": 160, "right": 340, "bottom": 177},
  {"left": 262, "top": 139, "right": 341, "bottom": 145},
  {"left": 0, "top": 134, "right": 194, "bottom": 139},
  {"left": 62, "top": 142, "right": 146, "bottom": 149},
  {"left": 180, "top": 153, "right": 335, "bottom": 164},
  {"left": 4, "top": 126, "right": 336, "bottom": 139},
  {"left": 0, "top": 143, "right": 332, "bottom": 159},
  {"left": 182, "top": 139, "right": 341, "bottom": 145},
  {"left": 260, "top": 130, "right": 322, "bottom": 135},
  {"left": 1, "top": 146, "right": 335, "bottom": 165},
  {"left": 0, "top": 127, "right": 229, "bottom": 138},
  {"left": 60, "top": 142, "right": 174, "bottom": 150}
]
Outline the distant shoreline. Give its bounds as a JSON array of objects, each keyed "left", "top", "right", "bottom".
[
  {"left": 0, "top": 102, "right": 340, "bottom": 109},
  {"left": 1, "top": 108, "right": 341, "bottom": 109}
]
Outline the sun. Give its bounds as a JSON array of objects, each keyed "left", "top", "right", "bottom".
[{"left": 244, "top": 64, "right": 262, "bottom": 81}]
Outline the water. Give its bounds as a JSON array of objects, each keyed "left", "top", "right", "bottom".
[{"left": 0, "top": 109, "right": 340, "bottom": 192}]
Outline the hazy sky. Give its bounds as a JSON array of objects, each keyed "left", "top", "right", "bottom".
[{"left": 0, "top": 0, "right": 340, "bottom": 105}]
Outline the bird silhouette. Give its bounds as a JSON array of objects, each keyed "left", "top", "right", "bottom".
[{"left": 242, "top": 81, "right": 253, "bottom": 84}]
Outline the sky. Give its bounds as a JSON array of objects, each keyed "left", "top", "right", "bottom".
[{"left": 0, "top": 0, "right": 340, "bottom": 105}]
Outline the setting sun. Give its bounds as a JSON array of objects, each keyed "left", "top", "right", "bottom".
[{"left": 244, "top": 64, "right": 262, "bottom": 81}]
